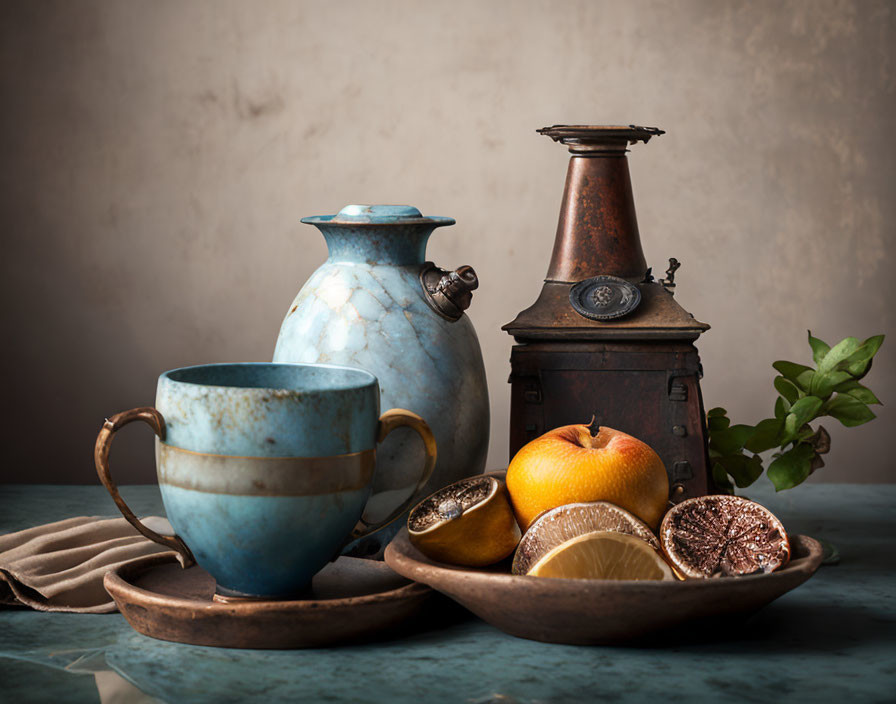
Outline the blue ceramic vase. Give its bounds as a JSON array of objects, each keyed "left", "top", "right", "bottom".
[{"left": 273, "top": 205, "right": 489, "bottom": 553}]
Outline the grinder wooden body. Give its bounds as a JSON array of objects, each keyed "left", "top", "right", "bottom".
[{"left": 504, "top": 126, "right": 712, "bottom": 501}]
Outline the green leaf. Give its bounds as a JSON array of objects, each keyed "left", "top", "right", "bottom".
[
  {"left": 844, "top": 334, "right": 885, "bottom": 365},
  {"left": 817, "top": 337, "right": 860, "bottom": 374},
  {"left": 711, "top": 461, "right": 735, "bottom": 493},
  {"left": 843, "top": 335, "right": 885, "bottom": 378},
  {"left": 717, "top": 453, "right": 764, "bottom": 489},
  {"left": 771, "top": 361, "right": 816, "bottom": 392},
  {"left": 744, "top": 417, "right": 784, "bottom": 453},
  {"left": 862, "top": 333, "right": 885, "bottom": 354},
  {"left": 834, "top": 379, "right": 882, "bottom": 405},
  {"left": 810, "top": 370, "right": 852, "bottom": 399},
  {"left": 780, "top": 418, "right": 798, "bottom": 445},
  {"left": 709, "top": 424, "right": 754, "bottom": 455},
  {"left": 845, "top": 357, "right": 874, "bottom": 380},
  {"left": 781, "top": 396, "right": 823, "bottom": 445},
  {"left": 773, "top": 360, "right": 814, "bottom": 385},
  {"left": 744, "top": 453, "right": 765, "bottom": 487},
  {"left": 706, "top": 407, "right": 728, "bottom": 418},
  {"left": 789, "top": 396, "right": 824, "bottom": 428},
  {"left": 767, "top": 443, "right": 816, "bottom": 491},
  {"left": 708, "top": 414, "right": 730, "bottom": 432},
  {"left": 733, "top": 454, "right": 764, "bottom": 489},
  {"left": 807, "top": 331, "right": 830, "bottom": 366},
  {"left": 774, "top": 396, "right": 790, "bottom": 420},
  {"left": 823, "top": 395, "right": 877, "bottom": 427},
  {"left": 774, "top": 376, "right": 800, "bottom": 404},
  {"left": 795, "top": 369, "right": 816, "bottom": 391}
]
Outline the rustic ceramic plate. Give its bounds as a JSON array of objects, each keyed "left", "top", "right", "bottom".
[
  {"left": 385, "top": 528, "right": 824, "bottom": 645},
  {"left": 105, "top": 553, "right": 433, "bottom": 649}
]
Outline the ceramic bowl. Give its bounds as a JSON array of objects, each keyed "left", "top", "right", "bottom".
[{"left": 385, "top": 528, "right": 823, "bottom": 645}]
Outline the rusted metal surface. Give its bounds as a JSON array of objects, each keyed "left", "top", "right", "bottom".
[
  {"left": 545, "top": 152, "right": 648, "bottom": 283},
  {"left": 504, "top": 281, "right": 709, "bottom": 341},
  {"left": 659, "top": 257, "right": 681, "bottom": 294},
  {"left": 104, "top": 553, "right": 434, "bottom": 649},
  {"left": 508, "top": 342, "right": 712, "bottom": 500},
  {"left": 505, "top": 124, "right": 709, "bottom": 340},
  {"left": 537, "top": 125, "right": 664, "bottom": 152},
  {"left": 505, "top": 124, "right": 714, "bottom": 500},
  {"left": 419, "top": 262, "right": 479, "bottom": 320},
  {"left": 536, "top": 125, "right": 664, "bottom": 285},
  {"left": 568, "top": 275, "right": 642, "bottom": 321}
]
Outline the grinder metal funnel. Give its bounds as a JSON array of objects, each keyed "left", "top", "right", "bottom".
[
  {"left": 504, "top": 125, "right": 713, "bottom": 501},
  {"left": 544, "top": 124, "right": 654, "bottom": 284}
]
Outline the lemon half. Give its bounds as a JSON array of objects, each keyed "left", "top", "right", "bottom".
[
  {"left": 408, "top": 475, "right": 521, "bottom": 567},
  {"left": 527, "top": 530, "right": 675, "bottom": 581}
]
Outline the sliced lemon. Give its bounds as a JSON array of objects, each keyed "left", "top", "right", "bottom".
[
  {"left": 512, "top": 501, "right": 659, "bottom": 575},
  {"left": 527, "top": 530, "right": 675, "bottom": 581}
]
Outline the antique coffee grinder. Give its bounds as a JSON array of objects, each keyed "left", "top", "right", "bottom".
[{"left": 504, "top": 125, "right": 712, "bottom": 500}]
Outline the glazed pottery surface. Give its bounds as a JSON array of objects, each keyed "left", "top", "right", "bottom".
[
  {"left": 385, "top": 527, "right": 824, "bottom": 645},
  {"left": 155, "top": 363, "right": 378, "bottom": 598},
  {"left": 273, "top": 204, "right": 490, "bottom": 552},
  {"left": 95, "top": 363, "right": 436, "bottom": 599}
]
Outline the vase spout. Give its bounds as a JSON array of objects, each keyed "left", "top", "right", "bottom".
[{"left": 420, "top": 263, "right": 479, "bottom": 320}]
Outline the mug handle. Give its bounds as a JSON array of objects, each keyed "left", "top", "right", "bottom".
[
  {"left": 349, "top": 408, "right": 437, "bottom": 541},
  {"left": 94, "top": 407, "right": 195, "bottom": 567}
]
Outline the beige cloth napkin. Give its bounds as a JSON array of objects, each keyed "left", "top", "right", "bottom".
[{"left": 0, "top": 516, "right": 177, "bottom": 613}]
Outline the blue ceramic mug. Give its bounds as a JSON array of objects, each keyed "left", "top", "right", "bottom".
[{"left": 94, "top": 363, "right": 436, "bottom": 599}]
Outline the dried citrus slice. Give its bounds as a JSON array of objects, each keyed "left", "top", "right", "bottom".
[
  {"left": 408, "top": 475, "right": 521, "bottom": 567},
  {"left": 511, "top": 501, "right": 659, "bottom": 575},
  {"left": 527, "top": 531, "right": 674, "bottom": 581},
  {"left": 659, "top": 495, "right": 791, "bottom": 579}
]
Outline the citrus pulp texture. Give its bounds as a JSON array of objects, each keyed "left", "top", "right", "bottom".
[
  {"left": 408, "top": 475, "right": 521, "bottom": 567},
  {"left": 512, "top": 501, "right": 659, "bottom": 575},
  {"left": 506, "top": 425, "right": 669, "bottom": 531},
  {"left": 527, "top": 531, "right": 674, "bottom": 581},
  {"left": 659, "top": 495, "right": 791, "bottom": 578}
]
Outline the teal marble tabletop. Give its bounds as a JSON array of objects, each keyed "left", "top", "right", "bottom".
[{"left": 1, "top": 483, "right": 894, "bottom": 704}]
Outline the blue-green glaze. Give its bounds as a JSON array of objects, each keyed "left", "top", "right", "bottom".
[
  {"left": 273, "top": 205, "right": 490, "bottom": 552},
  {"left": 152, "top": 362, "right": 380, "bottom": 597},
  {"left": 158, "top": 488, "right": 369, "bottom": 596},
  {"left": 156, "top": 363, "right": 379, "bottom": 457}
]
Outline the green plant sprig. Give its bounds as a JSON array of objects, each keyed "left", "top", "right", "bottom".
[{"left": 708, "top": 331, "right": 884, "bottom": 492}]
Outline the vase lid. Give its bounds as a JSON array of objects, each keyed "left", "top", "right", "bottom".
[{"left": 302, "top": 204, "right": 455, "bottom": 227}]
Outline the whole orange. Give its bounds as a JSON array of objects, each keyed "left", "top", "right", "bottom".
[{"left": 506, "top": 424, "right": 669, "bottom": 531}]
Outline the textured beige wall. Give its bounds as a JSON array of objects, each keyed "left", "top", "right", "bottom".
[{"left": 1, "top": 0, "right": 893, "bottom": 485}]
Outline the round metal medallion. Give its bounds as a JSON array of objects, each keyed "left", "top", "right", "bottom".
[{"left": 569, "top": 275, "right": 642, "bottom": 321}]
